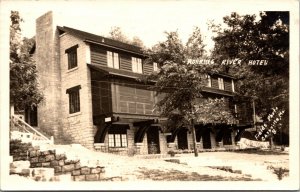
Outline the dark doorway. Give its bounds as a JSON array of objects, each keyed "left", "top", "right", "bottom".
[
  {"left": 147, "top": 126, "right": 160, "bottom": 154},
  {"left": 177, "top": 129, "right": 188, "bottom": 150},
  {"left": 202, "top": 128, "right": 212, "bottom": 149},
  {"left": 25, "top": 106, "right": 38, "bottom": 126}
]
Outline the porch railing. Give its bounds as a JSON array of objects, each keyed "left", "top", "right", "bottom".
[{"left": 10, "top": 115, "right": 53, "bottom": 145}]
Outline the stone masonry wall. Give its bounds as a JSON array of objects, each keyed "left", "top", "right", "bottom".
[
  {"left": 58, "top": 29, "right": 94, "bottom": 149},
  {"left": 11, "top": 147, "right": 105, "bottom": 181}
]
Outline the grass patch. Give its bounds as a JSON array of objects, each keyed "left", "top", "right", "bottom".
[{"left": 137, "top": 168, "right": 261, "bottom": 181}]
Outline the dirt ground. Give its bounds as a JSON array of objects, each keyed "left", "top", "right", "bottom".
[{"left": 7, "top": 145, "right": 290, "bottom": 183}]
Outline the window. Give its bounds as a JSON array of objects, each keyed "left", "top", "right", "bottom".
[
  {"left": 65, "top": 45, "right": 79, "bottom": 70},
  {"left": 66, "top": 85, "right": 81, "bottom": 114},
  {"left": 218, "top": 77, "right": 224, "bottom": 90},
  {"left": 232, "top": 79, "right": 235, "bottom": 92},
  {"left": 132, "top": 57, "right": 143, "bottom": 73},
  {"left": 207, "top": 75, "right": 211, "bottom": 87},
  {"left": 107, "top": 51, "right": 119, "bottom": 69},
  {"left": 153, "top": 62, "right": 158, "bottom": 72},
  {"left": 108, "top": 132, "right": 127, "bottom": 148}
]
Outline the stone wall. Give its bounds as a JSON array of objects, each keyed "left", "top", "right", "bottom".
[
  {"left": 59, "top": 31, "right": 94, "bottom": 149},
  {"left": 36, "top": 11, "right": 94, "bottom": 149},
  {"left": 11, "top": 147, "right": 106, "bottom": 181}
]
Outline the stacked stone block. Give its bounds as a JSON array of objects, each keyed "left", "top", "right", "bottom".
[{"left": 12, "top": 148, "right": 106, "bottom": 181}]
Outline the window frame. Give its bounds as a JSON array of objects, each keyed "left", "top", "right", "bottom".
[
  {"left": 132, "top": 57, "right": 143, "bottom": 74},
  {"left": 153, "top": 62, "right": 158, "bottom": 72},
  {"left": 66, "top": 85, "right": 81, "bottom": 114},
  {"left": 218, "top": 77, "right": 224, "bottom": 90},
  {"left": 207, "top": 75, "right": 212, "bottom": 87},
  {"left": 108, "top": 133, "right": 127, "bottom": 148},
  {"left": 65, "top": 45, "right": 79, "bottom": 70},
  {"left": 107, "top": 51, "right": 120, "bottom": 69}
]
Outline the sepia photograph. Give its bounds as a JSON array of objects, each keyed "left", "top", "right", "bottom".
[{"left": 0, "top": 0, "right": 299, "bottom": 190}]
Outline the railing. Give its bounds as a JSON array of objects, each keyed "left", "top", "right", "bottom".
[{"left": 10, "top": 115, "right": 53, "bottom": 145}]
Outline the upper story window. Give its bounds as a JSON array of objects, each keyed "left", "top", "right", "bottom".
[
  {"left": 132, "top": 57, "right": 142, "bottom": 73},
  {"left": 66, "top": 85, "right": 81, "bottom": 114},
  {"left": 232, "top": 79, "right": 235, "bottom": 92},
  {"left": 218, "top": 77, "right": 224, "bottom": 90},
  {"left": 153, "top": 62, "right": 159, "bottom": 72},
  {"left": 65, "top": 45, "right": 79, "bottom": 70},
  {"left": 107, "top": 51, "right": 119, "bottom": 69},
  {"left": 207, "top": 75, "right": 211, "bottom": 87}
]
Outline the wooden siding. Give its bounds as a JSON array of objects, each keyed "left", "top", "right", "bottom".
[
  {"left": 224, "top": 78, "right": 232, "bottom": 92},
  {"left": 90, "top": 44, "right": 151, "bottom": 74},
  {"left": 211, "top": 78, "right": 219, "bottom": 89},
  {"left": 90, "top": 45, "right": 107, "bottom": 66},
  {"left": 119, "top": 53, "right": 132, "bottom": 71},
  {"left": 143, "top": 63, "right": 153, "bottom": 75}
]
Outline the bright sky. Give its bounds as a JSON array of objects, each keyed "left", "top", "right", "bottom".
[{"left": 0, "top": 0, "right": 271, "bottom": 54}]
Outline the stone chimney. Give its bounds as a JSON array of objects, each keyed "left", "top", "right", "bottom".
[{"left": 35, "top": 11, "right": 62, "bottom": 139}]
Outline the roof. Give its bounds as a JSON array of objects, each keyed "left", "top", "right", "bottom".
[
  {"left": 57, "top": 26, "right": 144, "bottom": 55},
  {"left": 88, "top": 64, "right": 146, "bottom": 79},
  {"left": 201, "top": 87, "right": 235, "bottom": 97},
  {"left": 208, "top": 72, "right": 237, "bottom": 80}
]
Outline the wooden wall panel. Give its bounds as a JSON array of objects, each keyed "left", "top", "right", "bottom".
[
  {"left": 143, "top": 63, "right": 153, "bottom": 74},
  {"left": 90, "top": 45, "right": 107, "bottom": 66}
]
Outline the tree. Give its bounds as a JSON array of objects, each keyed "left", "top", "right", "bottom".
[
  {"left": 146, "top": 28, "right": 236, "bottom": 156},
  {"left": 210, "top": 11, "right": 289, "bottom": 145},
  {"left": 109, "top": 26, "right": 144, "bottom": 48},
  {"left": 10, "top": 11, "right": 43, "bottom": 112}
]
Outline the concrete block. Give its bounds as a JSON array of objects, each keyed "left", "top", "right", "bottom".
[
  {"left": 85, "top": 174, "right": 99, "bottom": 181},
  {"left": 72, "top": 170, "right": 81, "bottom": 176},
  {"left": 39, "top": 156, "right": 46, "bottom": 163},
  {"left": 54, "top": 166, "right": 62, "bottom": 173},
  {"left": 30, "top": 157, "right": 39, "bottom": 163},
  {"left": 29, "top": 150, "right": 37, "bottom": 157},
  {"left": 40, "top": 150, "right": 50, "bottom": 156},
  {"left": 73, "top": 175, "right": 86, "bottom": 181},
  {"left": 90, "top": 167, "right": 101, "bottom": 174},
  {"left": 50, "top": 160, "right": 59, "bottom": 167},
  {"left": 62, "top": 164, "right": 75, "bottom": 172},
  {"left": 55, "top": 154, "right": 66, "bottom": 160},
  {"left": 80, "top": 167, "right": 90, "bottom": 175},
  {"left": 45, "top": 154, "right": 55, "bottom": 162},
  {"left": 58, "top": 160, "right": 65, "bottom": 166},
  {"left": 75, "top": 162, "right": 81, "bottom": 169},
  {"left": 42, "top": 162, "right": 51, "bottom": 167}
]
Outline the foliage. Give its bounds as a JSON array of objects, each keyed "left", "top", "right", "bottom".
[
  {"left": 109, "top": 26, "right": 144, "bottom": 47},
  {"left": 10, "top": 139, "right": 32, "bottom": 156},
  {"left": 146, "top": 28, "right": 236, "bottom": 131},
  {"left": 210, "top": 11, "right": 289, "bottom": 142},
  {"left": 10, "top": 11, "right": 43, "bottom": 110}
]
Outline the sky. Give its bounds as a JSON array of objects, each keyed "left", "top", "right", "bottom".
[{"left": 0, "top": 0, "right": 269, "bottom": 54}]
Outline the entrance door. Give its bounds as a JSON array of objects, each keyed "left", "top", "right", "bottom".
[
  {"left": 147, "top": 126, "right": 160, "bottom": 154},
  {"left": 177, "top": 129, "right": 188, "bottom": 150},
  {"left": 202, "top": 128, "right": 212, "bottom": 149}
]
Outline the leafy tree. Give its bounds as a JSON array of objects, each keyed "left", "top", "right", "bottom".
[
  {"left": 10, "top": 11, "right": 43, "bottom": 112},
  {"left": 109, "top": 26, "right": 144, "bottom": 47},
  {"left": 146, "top": 28, "right": 237, "bottom": 156},
  {"left": 210, "top": 11, "right": 289, "bottom": 145}
]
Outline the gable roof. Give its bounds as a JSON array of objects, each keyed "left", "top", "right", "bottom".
[{"left": 57, "top": 26, "right": 144, "bottom": 55}]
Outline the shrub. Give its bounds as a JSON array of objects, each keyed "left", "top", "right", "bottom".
[{"left": 168, "top": 150, "right": 176, "bottom": 157}]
